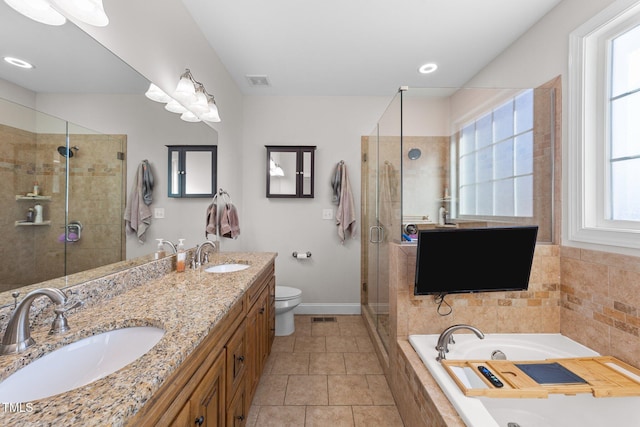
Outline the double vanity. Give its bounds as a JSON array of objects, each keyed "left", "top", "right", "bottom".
[{"left": 0, "top": 251, "right": 277, "bottom": 426}]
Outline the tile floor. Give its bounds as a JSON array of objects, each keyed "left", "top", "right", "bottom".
[{"left": 247, "top": 315, "right": 405, "bottom": 427}]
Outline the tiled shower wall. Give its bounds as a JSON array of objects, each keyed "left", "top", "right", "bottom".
[{"left": 0, "top": 123, "right": 126, "bottom": 291}]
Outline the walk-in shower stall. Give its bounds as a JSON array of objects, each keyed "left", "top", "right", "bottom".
[{"left": 0, "top": 97, "right": 126, "bottom": 292}]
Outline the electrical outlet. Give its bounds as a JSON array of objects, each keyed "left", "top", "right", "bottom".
[
  {"left": 154, "top": 208, "right": 165, "bottom": 219},
  {"left": 322, "top": 209, "right": 333, "bottom": 220}
]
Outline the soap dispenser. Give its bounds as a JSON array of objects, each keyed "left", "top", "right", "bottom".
[
  {"left": 155, "top": 239, "right": 166, "bottom": 260},
  {"left": 176, "top": 239, "right": 186, "bottom": 272}
]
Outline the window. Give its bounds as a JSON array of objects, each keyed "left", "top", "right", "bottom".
[
  {"left": 458, "top": 90, "right": 534, "bottom": 218},
  {"left": 568, "top": 0, "right": 640, "bottom": 253},
  {"left": 609, "top": 24, "right": 640, "bottom": 221}
]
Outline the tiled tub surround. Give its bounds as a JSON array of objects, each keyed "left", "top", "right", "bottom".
[
  {"left": 373, "top": 242, "right": 640, "bottom": 426},
  {"left": 0, "top": 251, "right": 276, "bottom": 426}
]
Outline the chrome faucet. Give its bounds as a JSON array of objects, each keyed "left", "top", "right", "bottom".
[
  {"left": 160, "top": 239, "right": 177, "bottom": 254},
  {"left": 0, "top": 288, "right": 67, "bottom": 355},
  {"left": 435, "top": 324, "right": 484, "bottom": 362},
  {"left": 195, "top": 240, "right": 217, "bottom": 267}
]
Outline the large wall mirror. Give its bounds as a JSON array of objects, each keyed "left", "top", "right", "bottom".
[{"left": 0, "top": 1, "right": 217, "bottom": 301}]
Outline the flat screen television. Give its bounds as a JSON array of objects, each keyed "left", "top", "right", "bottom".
[{"left": 414, "top": 226, "right": 538, "bottom": 296}]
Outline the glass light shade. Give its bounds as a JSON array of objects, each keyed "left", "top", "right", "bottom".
[
  {"left": 189, "top": 87, "right": 209, "bottom": 115},
  {"left": 145, "top": 83, "right": 172, "bottom": 103},
  {"left": 52, "top": 0, "right": 108, "bottom": 26},
  {"left": 173, "top": 75, "right": 196, "bottom": 105},
  {"left": 180, "top": 111, "right": 201, "bottom": 123},
  {"left": 200, "top": 97, "right": 221, "bottom": 122},
  {"left": 5, "top": 0, "right": 66, "bottom": 26},
  {"left": 165, "top": 99, "right": 188, "bottom": 114}
]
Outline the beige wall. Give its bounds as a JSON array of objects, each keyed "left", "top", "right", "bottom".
[{"left": 561, "top": 247, "right": 640, "bottom": 367}]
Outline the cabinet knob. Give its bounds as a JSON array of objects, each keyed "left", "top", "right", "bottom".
[
  {"left": 236, "top": 414, "right": 245, "bottom": 421},
  {"left": 195, "top": 415, "right": 204, "bottom": 426},
  {"left": 259, "top": 307, "right": 265, "bottom": 314},
  {"left": 237, "top": 355, "right": 245, "bottom": 362}
]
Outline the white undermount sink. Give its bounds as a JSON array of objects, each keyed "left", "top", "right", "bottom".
[
  {"left": 0, "top": 326, "right": 164, "bottom": 402},
  {"left": 205, "top": 263, "right": 249, "bottom": 273}
]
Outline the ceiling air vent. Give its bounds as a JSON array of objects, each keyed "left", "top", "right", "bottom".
[{"left": 246, "top": 75, "right": 271, "bottom": 87}]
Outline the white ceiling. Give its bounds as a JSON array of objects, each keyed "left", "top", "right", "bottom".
[
  {"left": 0, "top": 1, "right": 148, "bottom": 95},
  {"left": 182, "top": 0, "right": 564, "bottom": 96},
  {"left": 0, "top": 0, "right": 564, "bottom": 98}
]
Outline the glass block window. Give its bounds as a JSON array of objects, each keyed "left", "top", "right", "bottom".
[{"left": 459, "top": 89, "right": 534, "bottom": 218}]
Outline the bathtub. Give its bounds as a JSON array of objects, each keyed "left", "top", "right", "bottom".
[{"left": 409, "top": 333, "right": 640, "bottom": 427}]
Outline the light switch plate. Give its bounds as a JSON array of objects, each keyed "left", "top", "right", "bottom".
[
  {"left": 154, "top": 208, "right": 165, "bottom": 219},
  {"left": 322, "top": 209, "right": 333, "bottom": 220}
]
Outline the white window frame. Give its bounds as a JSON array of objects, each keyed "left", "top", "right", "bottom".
[{"left": 567, "top": 0, "right": 640, "bottom": 254}]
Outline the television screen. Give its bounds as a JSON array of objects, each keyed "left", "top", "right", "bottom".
[{"left": 414, "top": 226, "right": 538, "bottom": 296}]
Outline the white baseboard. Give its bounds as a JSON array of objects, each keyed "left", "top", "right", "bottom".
[{"left": 293, "top": 303, "right": 361, "bottom": 315}]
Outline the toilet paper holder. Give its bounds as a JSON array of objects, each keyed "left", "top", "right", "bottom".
[{"left": 292, "top": 251, "right": 312, "bottom": 259}]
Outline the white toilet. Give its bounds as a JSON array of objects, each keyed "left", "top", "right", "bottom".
[{"left": 275, "top": 286, "right": 302, "bottom": 336}]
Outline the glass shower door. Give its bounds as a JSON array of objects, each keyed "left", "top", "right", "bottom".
[{"left": 363, "top": 92, "right": 402, "bottom": 352}]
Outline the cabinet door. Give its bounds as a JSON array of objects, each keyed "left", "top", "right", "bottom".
[
  {"left": 225, "top": 320, "right": 246, "bottom": 401},
  {"left": 168, "top": 399, "right": 191, "bottom": 427},
  {"left": 191, "top": 350, "right": 226, "bottom": 427},
  {"left": 246, "top": 287, "right": 267, "bottom": 399},
  {"left": 226, "top": 387, "right": 246, "bottom": 427},
  {"left": 267, "top": 276, "right": 276, "bottom": 354}
]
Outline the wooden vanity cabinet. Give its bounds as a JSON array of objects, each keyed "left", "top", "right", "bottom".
[{"left": 128, "top": 261, "right": 275, "bottom": 427}]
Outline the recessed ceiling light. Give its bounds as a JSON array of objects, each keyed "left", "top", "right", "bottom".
[
  {"left": 418, "top": 63, "right": 438, "bottom": 74},
  {"left": 4, "top": 56, "right": 34, "bottom": 69}
]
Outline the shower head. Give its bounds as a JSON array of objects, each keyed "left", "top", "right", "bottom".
[{"left": 57, "top": 146, "right": 79, "bottom": 158}]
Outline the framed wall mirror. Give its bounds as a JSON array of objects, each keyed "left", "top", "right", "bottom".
[
  {"left": 266, "top": 145, "right": 316, "bottom": 198},
  {"left": 167, "top": 145, "right": 217, "bottom": 198}
]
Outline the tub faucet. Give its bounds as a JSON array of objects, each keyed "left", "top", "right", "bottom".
[
  {"left": 0, "top": 288, "right": 67, "bottom": 355},
  {"left": 436, "top": 324, "right": 484, "bottom": 362},
  {"left": 195, "top": 240, "right": 217, "bottom": 267}
]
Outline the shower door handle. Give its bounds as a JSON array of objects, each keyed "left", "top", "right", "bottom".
[{"left": 369, "top": 226, "right": 384, "bottom": 243}]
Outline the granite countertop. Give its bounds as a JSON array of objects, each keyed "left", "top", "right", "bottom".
[{"left": 0, "top": 251, "right": 277, "bottom": 427}]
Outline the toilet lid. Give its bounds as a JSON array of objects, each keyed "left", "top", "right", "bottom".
[{"left": 276, "top": 286, "right": 301, "bottom": 300}]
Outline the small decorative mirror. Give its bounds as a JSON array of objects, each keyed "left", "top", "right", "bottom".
[
  {"left": 266, "top": 145, "right": 316, "bottom": 198},
  {"left": 167, "top": 145, "right": 217, "bottom": 198}
]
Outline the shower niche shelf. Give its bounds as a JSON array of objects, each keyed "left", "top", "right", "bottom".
[
  {"left": 15, "top": 220, "right": 51, "bottom": 227},
  {"left": 16, "top": 196, "right": 51, "bottom": 226},
  {"left": 16, "top": 195, "right": 51, "bottom": 201}
]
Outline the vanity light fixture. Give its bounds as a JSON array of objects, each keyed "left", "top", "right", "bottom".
[
  {"left": 53, "top": 0, "right": 108, "bottom": 27},
  {"left": 3, "top": 56, "right": 35, "bottom": 69},
  {"left": 144, "top": 69, "right": 222, "bottom": 123},
  {"left": 418, "top": 63, "right": 438, "bottom": 74},
  {"left": 3, "top": 0, "right": 109, "bottom": 27},
  {"left": 144, "top": 83, "right": 172, "bottom": 103},
  {"left": 4, "top": 0, "right": 66, "bottom": 25}
]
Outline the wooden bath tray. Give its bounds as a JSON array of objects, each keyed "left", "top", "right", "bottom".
[{"left": 442, "top": 356, "right": 640, "bottom": 398}]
